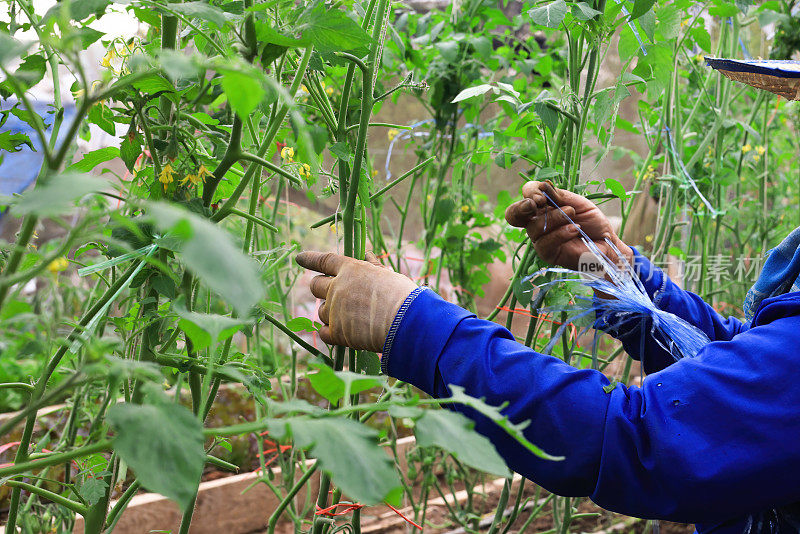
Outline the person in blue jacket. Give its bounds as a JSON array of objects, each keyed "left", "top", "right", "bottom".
[{"left": 297, "top": 177, "right": 800, "bottom": 534}]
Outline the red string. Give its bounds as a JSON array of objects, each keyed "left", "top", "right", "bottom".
[
  {"left": 313, "top": 500, "right": 423, "bottom": 530},
  {"left": 385, "top": 503, "right": 424, "bottom": 530}
]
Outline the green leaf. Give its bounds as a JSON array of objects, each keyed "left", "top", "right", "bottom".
[
  {"left": 435, "top": 41, "right": 460, "bottom": 62},
  {"left": 629, "top": 0, "right": 656, "bottom": 20},
  {"left": 709, "top": 2, "right": 739, "bottom": 16},
  {"left": 79, "top": 478, "right": 108, "bottom": 506},
  {"left": 0, "top": 131, "right": 33, "bottom": 152},
  {"left": 307, "top": 364, "right": 385, "bottom": 404},
  {"left": 146, "top": 202, "right": 266, "bottom": 315},
  {"left": 220, "top": 68, "right": 265, "bottom": 119},
  {"left": 285, "top": 417, "right": 401, "bottom": 505},
  {"left": 447, "top": 385, "right": 562, "bottom": 461},
  {"left": 416, "top": 410, "right": 510, "bottom": 477},
  {"left": 529, "top": 0, "right": 568, "bottom": 28},
  {"left": 689, "top": 26, "right": 712, "bottom": 52},
  {"left": 67, "top": 147, "right": 119, "bottom": 173},
  {"left": 87, "top": 104, "right": 116, "bottom": 136},
  {"left": 44, "top": 0, "right": 111, "bottom": 21},
  {"left": 534, "top": 101, "right": 559, "bottom": 134},
  {"left": 299, "top": 8, "right": 373, "bottom": 53},
  {"left": 176, "top": 308, "right": 250, "bottom": 351},
  {"left": 329, "top": 141, "right": 352, "bottom": 161},
  {"left": 9, "top": 173, "right": 106, "bottom": 217},
  {"left": 132, "top": 73, "right": 175, "bottom": 95},
  {"left": 0, "top": 34, "right": 32, "bottom": 67},
  {"left": 108, "top": 403, "right": 205, "bottom": 511},
  {"left": 605, "top": 178, "right": 627, "bottom": 200},
  {"left": 120, "top": 134, "right": 143, "bottom": 172},
  {"left": 285, "top": 316, "right": 317, "bottom": 332},
  {"left": 572, "top": 2, "right": 603, "bottom": 20},
  {"left": 168, "top": 1, "right": 229, "bottom": 28},
  {"left": 451, "top": 84, "right": 495, "bottom": 103},
  {"left": 260, "top": 43, "right": 288, "bottom": 65},
  {"left": 158, "top": 50, "right": 201, "bottom": 82}
]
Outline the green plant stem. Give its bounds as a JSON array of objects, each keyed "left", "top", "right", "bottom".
[
  {"left": 267, "top": 463, "right": 318, "bottom": 534},
  {"left": 212, "top": 47, "right": 313, "bottom": 221},
  {"left": 0, "top": 441, "right": 112, "bottom": 478},
  {"left": 4, "top": 480, "right": 88, "bottom": 516},
  {"left": 105, "top": 481, "right": 142, "bottom": 530},
  {"left": 370, "top": 157, "right": 436, "bottom": 201},
  {"left": 342, "top": 0, "right": 389, "bottom": 257},
  {"left": 4, "top": 258, "right": 138, "bottom": 528}
]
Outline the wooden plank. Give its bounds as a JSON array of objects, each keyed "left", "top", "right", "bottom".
[{"left": 73, "top": 460, "right": 319, "bottom": 534}]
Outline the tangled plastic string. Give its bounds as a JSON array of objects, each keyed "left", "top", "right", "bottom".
[{"left": 524, "top": 192, "right": 710, "bottom": 360}]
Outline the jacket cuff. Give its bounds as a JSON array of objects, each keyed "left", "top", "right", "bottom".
[{"left": 381, "top": 288, "right": 474, "bottom": 395}]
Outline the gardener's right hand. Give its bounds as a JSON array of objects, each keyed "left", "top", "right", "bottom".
[
  {"left": 296, "top": 251, "right": 418, "bottom": 353},
  {"left": 504, "top": 181, "right": 633, "bottom": 270}
]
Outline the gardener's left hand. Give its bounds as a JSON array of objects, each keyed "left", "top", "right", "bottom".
[{"left": 296, "top": 251, "right": 418, "bottom": 352}]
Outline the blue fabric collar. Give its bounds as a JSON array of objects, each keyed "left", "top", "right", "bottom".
[{"left": 744, "top": 226, "right": 800, "bottom": 321}]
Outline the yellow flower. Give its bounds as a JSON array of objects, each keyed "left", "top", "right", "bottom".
[
  {"left": 371, "top": 169, "right": 378, "bottom": 178},
  {"left": 101, "top": 48, "right": 116, "bottom": 68},
  {"left": 741, "top": 144, "right": 752, "bottom": 154},
  {"left": 753, "top": 154, "right": 761, "bottom": 163},
  {"left": 645, "top": 234, "right": 654, "bottom": 243},
  {"left": 182, "top": 164, "right": 210, "bottom": 186},
  {"left": 48, "top": 257, "right": 69, "bottom": 273},
  {"left": 280, "top": 146, "right": 295, "bottom": 163},
  {"left": 755, "top": 145, "right": 766, "bottom": 156},
  {"left": 387, "top": 129, "right": 400, "bottom": 142},
  {"left": 299, "top": 163, "right": 311, "bottom": 178},
  {"left": 461, "top": 205, "right": 470, "bottom": 213},
  {"left": 326, "top": 85, "right": 334, "bottom": 96},
  {"left": 159, "top": 163, "right": 175, "bottom": 189}
]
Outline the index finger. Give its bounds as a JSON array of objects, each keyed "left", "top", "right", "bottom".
[
  {"left": 521, "top": 180, "right": 560, "bottom": 205},
  {"left": 296, "top": 251, "right": 347, "bottom": 276}
]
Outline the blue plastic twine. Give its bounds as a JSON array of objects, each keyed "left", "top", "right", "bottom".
[{"left": 524, "top": 191, "right": 710, "bottom": 360}]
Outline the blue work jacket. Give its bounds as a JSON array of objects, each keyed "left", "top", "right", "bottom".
[{"left": 382, "top": 249, "right": 800, "bottom": 533}]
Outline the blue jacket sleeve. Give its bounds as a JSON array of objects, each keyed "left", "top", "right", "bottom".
[
  {"left": 597, "top": 248, "right": 748, "bottom": 373},
  {"left": 384, "top": 289, "right": 800, "bottom": 524}
]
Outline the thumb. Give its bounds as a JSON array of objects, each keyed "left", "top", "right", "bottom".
[{"left": 365, "top": 251, "right": 390, "bottom": 269}]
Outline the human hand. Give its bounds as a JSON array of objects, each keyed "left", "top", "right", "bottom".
[
  {"left": 295, "top": 251, "right": 418, "bottom": 352},
  {"left": 504, "top": 181, "right": 633, "bottom": 270}
]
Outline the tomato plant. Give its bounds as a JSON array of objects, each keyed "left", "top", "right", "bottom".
[{"left": 0, "top": 0, "right": 798, "bottom": 533}]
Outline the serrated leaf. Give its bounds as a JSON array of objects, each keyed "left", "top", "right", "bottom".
[
  {"left": 177, "top": 310, "right": 248, "bottom": 351},
  {"left": 285, "top": 316, "right": 317, "bottom": 332},
  {"left": 146, "top": 202, "right": 265, "bottom": 315},
  {"left": 605, "top": 178, "right": 627, "bottom": 200},
  {"left": 44, "top": 0, "right": 110, "bottom": 21},
  {"left": 67, "top": 147, "right": 119, "bottom": 172},
  {"left": 79, "top": 478, "right": 108, "bottom": 506},
  {"left": 0, "top": 131, "right": 33, "bottom": 152},
  {"left": 447, "top": 385, "right": 562, "bottom": 461},
  {"left": 572, "top": 2, "right": 602, "bottom": 20},
  {"left": 0, "top": 34, "right": 32, "bottom": 67},
  {"left": 329, "top": 141, "right": 351, "bottom": 160},
  {"left": 416, "top": 410, "right": 510, "bottom": 477},
  {"left": 629, "top": 0, "right": 656, "bottom": 20},
  {"left": 108, "top": 403, "right": 205, "bottom": 511},
  {"left": 284, "top": 417, "right": 401, "bottom": 505},
  {"left": 220, "top": 68, "right": 265, "bottom": 119},
  {"left": 534, "top": 101, "right": 559, "bottom": 134},
  {"left": 9, "top": 173, "right": 106, "bottom": 217},
  {"left": 529, "top": 0, "right": 568, "bottom": 28},
  {"left": 299, "top": 9, "right": 372, "bottom": 53},
  {"left": 132, "top": 74, "right": 175, "bottom": 95},
  {"left": 120, "top": 134, "right": 142, "bottom": 172},
  {"left": 168, "top": 1, "right": 229, "bottom": 27},
  {"left": 452, "top": 84, "right": 495, "bottom": 103},
  {"left": 307, "top": 364, "right": 385, "bottom": 404}
]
